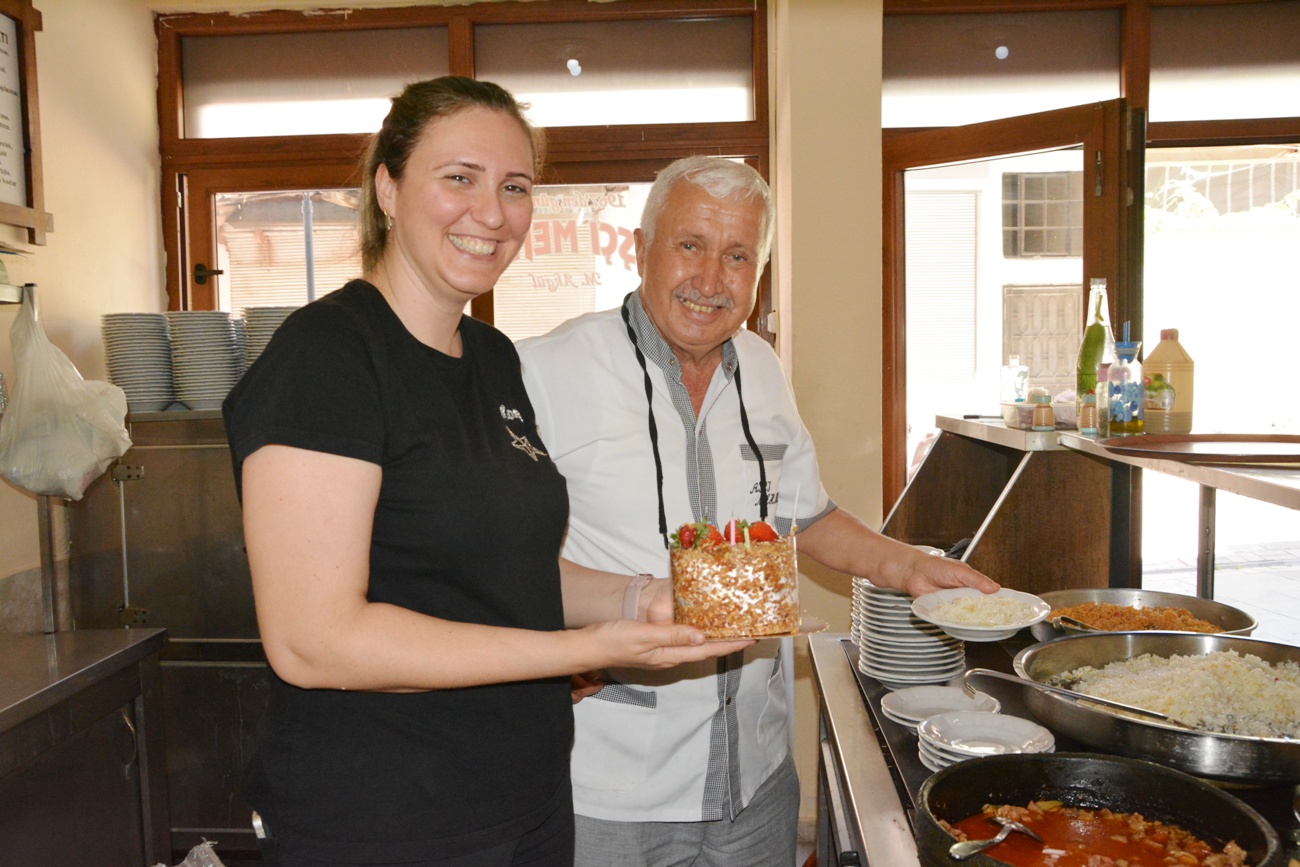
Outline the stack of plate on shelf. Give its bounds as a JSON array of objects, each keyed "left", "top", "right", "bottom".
[
  {"left": 166, "top": 311, "right": 244, "bottom": 410},
  {"left": 851, "top": 578, "right": 966, "bottom": 689},
  {"left": 915, "top": 710, "right": 1055, "bottom": 773},
  {"left": 101, "top": 313, "right": 175, "bottom": 413},
  {"left": 241, "top": 305, "right": 298, "bottom": 369}
]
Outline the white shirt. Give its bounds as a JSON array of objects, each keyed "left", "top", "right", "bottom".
[{"left": 517, "top": 292, "right": 833, "bottom": 822}]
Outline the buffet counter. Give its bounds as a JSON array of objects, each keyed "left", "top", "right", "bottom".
[{"left": 808, "top": 631, "right": 1300, "bottom": 867}]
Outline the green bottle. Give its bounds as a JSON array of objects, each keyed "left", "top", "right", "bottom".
[{"left": 1075, "top": 278, "right": 1116, "bottom": 426}]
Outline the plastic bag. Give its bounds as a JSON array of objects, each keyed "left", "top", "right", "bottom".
[
  {"left": 0, "top": 285, "right": 131, "bottom": 500},
  {"left": 151, "top": 840, "right": 227, "bottom": 867}
]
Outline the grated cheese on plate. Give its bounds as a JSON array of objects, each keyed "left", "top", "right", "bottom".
[{"left": 930, "top": 595, "right": 1036, "bottom": 627}]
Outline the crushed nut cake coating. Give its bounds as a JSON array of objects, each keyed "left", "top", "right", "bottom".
[{"left": 672, "top": 538, "right": 799, "bottom": 639}]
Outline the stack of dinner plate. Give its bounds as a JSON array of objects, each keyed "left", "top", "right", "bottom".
[
  {"left": 852, "top": 578, "right": 966, "bottom": 690},
  {"left": 879, "top": 684, "right": 1000, "bottom": 729},
  {"left": 241, "top": 305, "right": 298, "bottom": 368},
  {"left": 166, "top": 311, "right": 243, "bottom": 410},
  {"left": 915, "top": 710, "right": 1055, "bottom": 773},
  {"left": 101, "top": 313, "right": 175, "bottom": 412}
]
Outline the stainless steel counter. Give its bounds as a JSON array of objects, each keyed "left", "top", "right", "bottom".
[
  {"left": 809, "top": 629, "right": 1300, "bottom": 866},
  {"left": 0, "top": 627, "right": 166, "bottom": 732},
  {"left": 0, "top": 627, "right": 170, "bottom": 865},
  {"left": 810, "top": 631, "right": 920, "bottom": 866}
]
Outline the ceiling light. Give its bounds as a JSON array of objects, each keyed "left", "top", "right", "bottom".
[
  {"left": 566, "top": 58, "right": 582, "bottom": 76},
  {"left": 994, "top": 45, "right": 1010, "bottom": 60}
]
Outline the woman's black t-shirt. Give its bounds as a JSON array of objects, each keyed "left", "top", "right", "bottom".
[{"left": 223, "top": 280, "right": 572, "bottom": 862}]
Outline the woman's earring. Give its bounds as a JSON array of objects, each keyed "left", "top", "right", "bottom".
[{"left": 384, "top": 211, "right": 394, "bottom": 232}]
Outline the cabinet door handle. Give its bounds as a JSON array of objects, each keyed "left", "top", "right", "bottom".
[{"left": 120, "top": 707, "right": 138, "bottom": 770}]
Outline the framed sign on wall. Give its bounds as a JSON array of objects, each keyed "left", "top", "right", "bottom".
[{"left": 0, "top": 0, "right": 50, "bottom": 245}]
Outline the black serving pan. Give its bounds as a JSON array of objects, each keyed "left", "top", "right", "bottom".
[{"left": 914, "top": 752, "right": 1282, "bottom": 867}]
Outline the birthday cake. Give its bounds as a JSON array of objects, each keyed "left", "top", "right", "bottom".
[{"left": 670, "top": 520, "right": 800, "bottom": 639}]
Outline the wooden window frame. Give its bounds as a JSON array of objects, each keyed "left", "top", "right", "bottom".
[
  {"left": 155, "top": 0, "right": 770, "bottom": 335},
  {"left": 880, "top": 0, "right": 1300, "bottom": 507}
]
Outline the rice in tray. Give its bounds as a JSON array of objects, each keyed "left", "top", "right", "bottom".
[
  {"left": 930, "top": 594, "right": 1034, "bottom": 626},
  {"left": 1057, "top": 650, "right": 1300, "bottom": 738}
]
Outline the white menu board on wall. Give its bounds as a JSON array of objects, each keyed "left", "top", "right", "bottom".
[{"left": 0, "top": 13, "right": 26, "bottom": 208}]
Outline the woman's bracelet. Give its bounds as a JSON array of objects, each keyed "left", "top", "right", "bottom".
[{"left": 623, "top": 573, "right": 655, "bottom": 621}]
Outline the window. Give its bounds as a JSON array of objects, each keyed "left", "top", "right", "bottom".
[
  {"left": 156, "top": 0, "right": 770, "bottom": 340},
  {"left": 883, "top": 8, "right": 1120, "bottom": 128},
  {"left": 1001, "top": 171, "right": 1083, "bottom": 258}
]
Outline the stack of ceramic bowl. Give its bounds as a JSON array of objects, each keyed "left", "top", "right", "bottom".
[
  {"left": 241, "top": 305, "right": 298, "bottom": 369},
  {"left": 915, "top": 710, "right": 1055, "bottom": 772},
  {"left": 851, "top": 579, "right": 966, "bottom": 689},
  {"left": 101, "top": 313, "right": 175, "bottom": 413},
  {"left": 166, "top": 311, "right": 243, "bottom": 410}
]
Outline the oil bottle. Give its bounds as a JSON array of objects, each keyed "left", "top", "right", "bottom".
[
  {"left": 1075, "top": 279, "right": 1116, "bottom": 424},
  {"left": 1144, "top": 328, "right": 1194, "bottom": 434}
]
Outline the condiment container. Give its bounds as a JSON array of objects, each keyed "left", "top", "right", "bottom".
[
  {"left": 1106, "top": 340, "right": 1144, "bottom": 436},
  {"left": 1143, "top": 328, "right": 1194, "bottom": 434}
]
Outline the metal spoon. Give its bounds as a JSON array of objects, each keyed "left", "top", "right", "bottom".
[
  {"left": 949, "top": 816, "right": 1044, "bottom": 860},
  {"left": 1050, "top": 614, "right": 1098, "bottom": 632},
  {"left": 962, "top": 668, "right": 1197, "bottom": 729}
]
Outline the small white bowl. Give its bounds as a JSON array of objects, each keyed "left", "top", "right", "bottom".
[{"left": 911, "top": 587, "right": 1050, "bottom": 642}]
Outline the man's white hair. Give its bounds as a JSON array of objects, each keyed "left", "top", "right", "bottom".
[{"left": 640, "top": 156, "right": 774, "bottom": 268}]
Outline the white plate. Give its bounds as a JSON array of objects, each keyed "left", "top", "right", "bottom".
[
  {"left": 917, "top": 711, "right": 1055, "bottom": 756},
  {"left": 860, "top": 659, "right": 967, "bottom": 686},
  {"left": 917, "top": 740, "right": 959, "bottom": 770},
  {"left": 911, "top": 587, "right": 1050, "bottom": 641},
  {"left": 880, "top": 685, "right": 1000, "bottom": 725}
]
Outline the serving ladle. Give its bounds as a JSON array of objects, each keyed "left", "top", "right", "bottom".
[
  {"left": 949, "top": 816, "right": 1044, "bottom": 860},
  {"left": 962, "top": 668, "right": 1197, "bottom": 729}
]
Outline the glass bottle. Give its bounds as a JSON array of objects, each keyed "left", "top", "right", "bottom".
[
  {"left": 1000, "top": 354, "right": 1029, "bottom": 403},
  {"left": 1106, "top": 340, "right": 1145, "bottom": 436},
  {"left": 1075, "top": 279, "right": 1116, "bottom": 423}
]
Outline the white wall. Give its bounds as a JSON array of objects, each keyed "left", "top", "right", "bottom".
[
  {"left": 0, "top": 0, "right": 163, "bottom": 593},
  {"left": 774, "top": 0, "right": 883, "bottom": 829}
]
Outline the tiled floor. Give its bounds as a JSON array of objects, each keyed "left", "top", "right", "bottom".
[{"left": 1142, "top": 539, "right": 1300, "bottom": 647}]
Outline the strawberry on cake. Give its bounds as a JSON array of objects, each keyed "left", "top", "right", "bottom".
[{"left": 670, "top": 519, "right": 800, "bottom": 639}]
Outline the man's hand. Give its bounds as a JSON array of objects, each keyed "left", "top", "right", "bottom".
[{"left": 570, "top": 670, "right": 607, "bottom": 704}]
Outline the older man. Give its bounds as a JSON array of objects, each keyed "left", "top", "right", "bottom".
[{"left": 517, "top": 156, "right": 997, "bottom": 867}]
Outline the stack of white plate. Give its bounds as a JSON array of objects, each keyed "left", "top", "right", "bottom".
[
  {"left": 242, "top": 305, "right": 298, "bottom": 368},
  {"left": 166, "top": 311, "right": 243, "bottom": 410},
  {"left": 101, "top": 313, "right": 175, "bottom": 413},
  {"left": 915, "top": 710, "right": 1055, "bottom": 773},
  {"left": 879, "top": 685, "right": 1000, "bottom": 729},
  {"left": 852, "top": 579, "right": 966, "bottom": 689}
]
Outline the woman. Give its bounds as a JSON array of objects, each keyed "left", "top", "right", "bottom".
[{"left": 223, "top": 77, "right": 749, "bottom": 867}]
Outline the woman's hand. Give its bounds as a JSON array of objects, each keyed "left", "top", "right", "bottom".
[{"left": 579, "top": 619, "right": 753, "bottom": 670}]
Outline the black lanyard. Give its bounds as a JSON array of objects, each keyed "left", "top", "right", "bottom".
[{"left": 621, "top": 301, "right": 768, "bottom": 549}]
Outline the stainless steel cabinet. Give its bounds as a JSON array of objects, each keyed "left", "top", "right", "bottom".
[{"left": 60, "top": 412, "right": 266, "bottom": 858}]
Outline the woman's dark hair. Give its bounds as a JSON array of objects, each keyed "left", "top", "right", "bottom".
[{"left": 359, "top": 76, "right": 543, "bottom": 273}]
